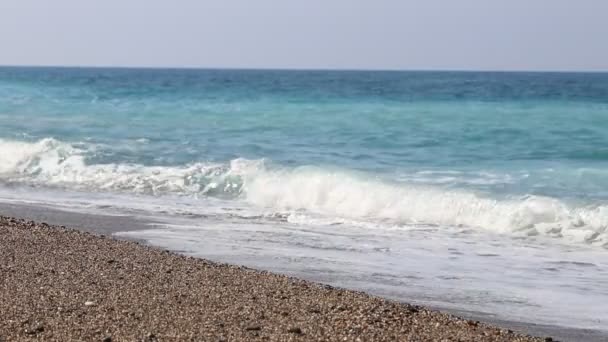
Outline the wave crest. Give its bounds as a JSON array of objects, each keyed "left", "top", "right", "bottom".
[
  {"left": 1, "top": 138, "right": 607, "bottom": 245},
  {"left": 243, "top": 167, "right": 608, "bottom": 244},
  {"left": 0, "top": 138, "right": 242, "bottom": 196}
]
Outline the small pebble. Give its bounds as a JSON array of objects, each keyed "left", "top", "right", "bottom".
[{"left": 287, "top": 327, "right": 303, "bottom": 334}]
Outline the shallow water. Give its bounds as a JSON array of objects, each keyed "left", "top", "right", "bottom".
[{"left": 1, "top": 67, "right": 607, "bottom": 332}]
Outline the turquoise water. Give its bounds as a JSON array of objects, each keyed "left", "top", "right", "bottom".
[
  {"left": 1, "top": 67, "right": 608, "bottom": 241},
  {"left": 1, "top": 67, "right": 608, "bottom": 331}
]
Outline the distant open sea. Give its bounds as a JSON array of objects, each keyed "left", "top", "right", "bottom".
[{"left": 1, "top": 67, "right": 607, "bottom": 333}]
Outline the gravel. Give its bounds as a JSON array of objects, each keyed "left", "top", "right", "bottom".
[{"left": 0, "top": 216, "right": 549, "bottom": 341}]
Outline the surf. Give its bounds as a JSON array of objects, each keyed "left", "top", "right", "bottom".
[{"left": 1, "top": 138, "right": 607, "bottom": 246}]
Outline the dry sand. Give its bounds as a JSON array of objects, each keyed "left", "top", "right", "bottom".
[{"left": 0, "top": 215, "right": 551, "bottom": 341}]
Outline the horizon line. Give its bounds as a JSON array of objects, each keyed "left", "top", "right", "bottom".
[{"left": 0, "top": 63, "right": 607, "bottom": 74}]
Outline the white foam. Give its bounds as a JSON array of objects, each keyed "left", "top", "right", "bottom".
[
  {"left": 242, "top": 169, "right": 608, "bottom": 245},
  {"left": 0, "top": 138, "right": 75, "bottom": 174},
  {"left": 1, "top": 138, "right": 607, "bottom": 245},
  {"left": 0, "top": 138, "right": 234, "bottom": 196}
]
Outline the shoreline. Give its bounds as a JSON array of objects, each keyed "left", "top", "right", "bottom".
[
  {"left": 1, "top": 215, "right": 544, "bottom": 341},
  {"left": 0, "top": 202, "right": 605, "bottom": 341}
]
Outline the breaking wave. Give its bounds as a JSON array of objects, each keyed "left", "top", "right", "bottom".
[{"left": 1, "top": 138, "right": 607, "bottom": 245}]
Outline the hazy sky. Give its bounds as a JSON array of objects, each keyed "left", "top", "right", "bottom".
[{"left": 1, "top": 0, "right": 607, "bottom": 71}]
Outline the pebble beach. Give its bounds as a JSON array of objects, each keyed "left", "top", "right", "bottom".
[{"left": 0, "top": 216, "right": 549, "bottom": 342}]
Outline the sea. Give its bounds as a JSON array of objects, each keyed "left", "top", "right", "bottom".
[{"left": 1, "top": 67, "right": 607, "bottom": 334}]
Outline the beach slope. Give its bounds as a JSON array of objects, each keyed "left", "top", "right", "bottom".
[{"left": 0, "top": 216, "right": 545, "bottom": 341}]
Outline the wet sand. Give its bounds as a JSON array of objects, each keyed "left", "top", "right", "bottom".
[{"left": 0, "top": 214, "right": 550, "bottom": 341}]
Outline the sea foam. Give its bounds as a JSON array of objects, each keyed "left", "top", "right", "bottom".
[{"left": 1, "top": 138, "right": 607, "bottom": 245}]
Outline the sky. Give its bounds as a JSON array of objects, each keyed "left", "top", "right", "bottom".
[{"left": 0, "top": 0, "right": 607, "bottom": 71}]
